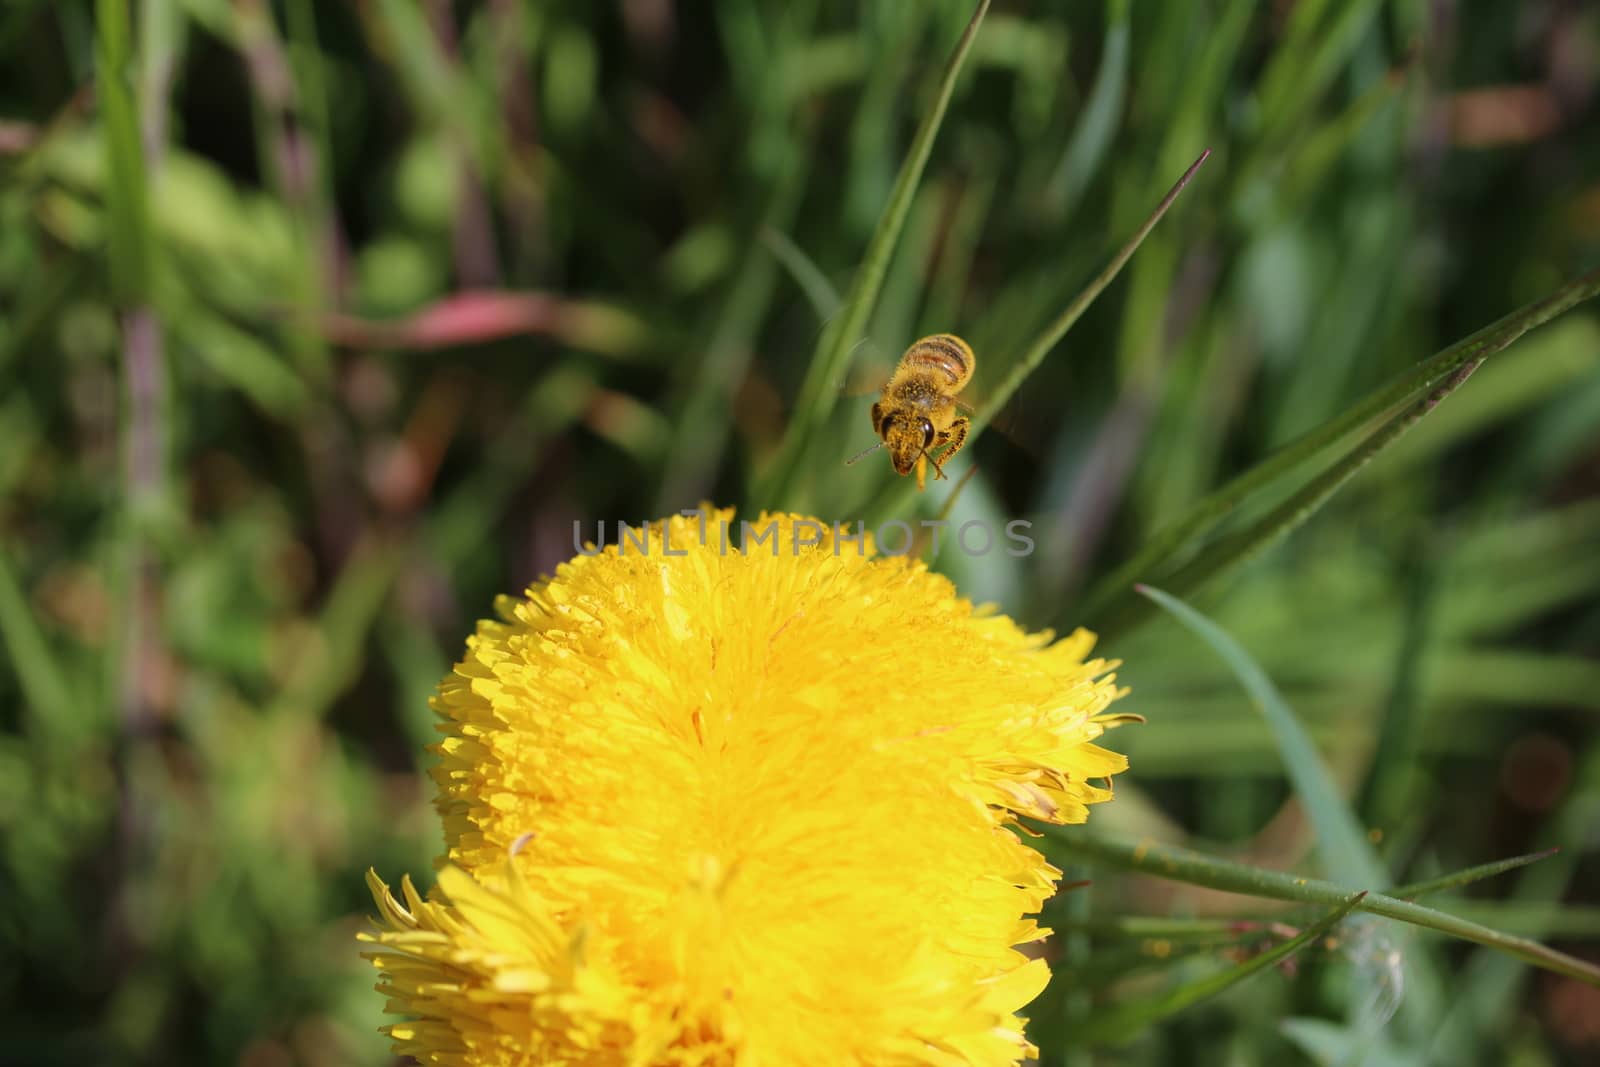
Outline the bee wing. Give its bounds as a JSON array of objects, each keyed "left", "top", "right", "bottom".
[
  {"left": 959, "top": 389, "right": 1046, "bottom": 462},
  {"left": 836, "top": 360, "right": 891, "bottom": 466},
  {"left": 841, "top": 365, "right": 889, "bottom": 400},
  {"left": 835, "top": 332, "right": 897, "bottom": 399}
]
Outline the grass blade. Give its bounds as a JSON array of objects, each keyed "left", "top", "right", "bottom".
[
  {"left": 1072, "top": 892, "right": 1368, "bottom": 1044},
  {"left": 1080, "top": 264, "right": 1600, "bottom": 623},
  {"left": 760, "top": 224, "right": 842, "bottom": 321},
  {"left": 1136, "top": 584, "right": 1388, "bottom": 888},
  {"left": 1394, "top": 850, "right": 1560, "bottom": 901},
  {"left": 1255, "top": 0, "right": 1383, "bottom": 146},
  {"left": 1045, "top": 827, "right": 1600, "bottom": 986},
  {"left": 95, "top": 0, "right": 151, "bottom": 304},
  {"left": 974, "top": 148, "right": 1210, "bottom": 437},
  {"left": 756, "top": 0, "right": 990, "bottom": 508},
  {"left": 1099, "top": 356, "right": 1489, "bottom": 638},
  {"left": 1045, "top": 0, "right": 1129, "bottom": 214}
]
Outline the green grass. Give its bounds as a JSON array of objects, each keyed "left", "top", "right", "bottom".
[{"left": 1, "top": 1, "right": 1598, "bottom": 1063}]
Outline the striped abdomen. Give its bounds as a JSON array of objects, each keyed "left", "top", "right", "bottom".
[{"left": 898, "top": 334, "right": 974, "bottom": 391}]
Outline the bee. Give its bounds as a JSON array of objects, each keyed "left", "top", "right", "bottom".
[{"left": 847, "top": 334, "right": 974, "bottom": 490}]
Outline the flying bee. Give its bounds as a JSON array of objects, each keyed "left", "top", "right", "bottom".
[{"left": 846, "top": 333, "right": 974, "bottom": 490}]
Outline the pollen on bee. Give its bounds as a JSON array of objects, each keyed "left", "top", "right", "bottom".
[{"left": 853, "top": 333, "right": 976, "bottom": 489}]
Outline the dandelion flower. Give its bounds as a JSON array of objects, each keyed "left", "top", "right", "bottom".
[{"left": 362, "top": 508, "right": 1132, "bottom": 1066}]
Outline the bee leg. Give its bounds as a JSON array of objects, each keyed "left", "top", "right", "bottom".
[
  {"left": 932, "top": 417, "right": 970, "bottom": 467},
  {"left": 915, "top": 454, "right": 927, "bottom": 491}
]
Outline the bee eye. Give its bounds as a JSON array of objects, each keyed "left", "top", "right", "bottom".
[
  {"left": 879, "top": 415, "right": 895, "bottom": 439},
  {"left": 920, "top": 419, "right": 935, "bottom": 447}
]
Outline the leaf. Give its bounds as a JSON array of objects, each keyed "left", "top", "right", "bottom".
[
  {"left": 1072, "top": 892, "right": 1367, "bottom": 1044},
  {"left": 1136, "top": 584, "right": 1388, "bottom": 889},
  {"left": 1045, "top": 827, "right": 1600, "bottom": 987}
]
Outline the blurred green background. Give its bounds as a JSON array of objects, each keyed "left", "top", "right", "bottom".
[{"left": 2, "top": 1, "right": 1598, "bottom": 1064}]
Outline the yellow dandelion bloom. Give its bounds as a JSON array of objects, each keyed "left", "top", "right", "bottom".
[{"left": 362, "top": 508, "right": 1133, "bottom": 1066}]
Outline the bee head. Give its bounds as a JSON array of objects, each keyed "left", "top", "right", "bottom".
[{"left": 880, "top": 413, "right": 936, "bottom": 476}]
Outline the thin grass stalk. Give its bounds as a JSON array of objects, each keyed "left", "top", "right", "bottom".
[{"left": 1047, "top": 827, "right": 1600, "bottom": 986}]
